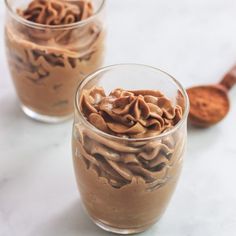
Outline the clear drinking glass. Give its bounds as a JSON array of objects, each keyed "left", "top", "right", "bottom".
[
  {"left": 5, "top": 0, "right": 106, "bottom": 123},
  {"left": 72, "top": 64, "right": 189, "bottom": 234}
]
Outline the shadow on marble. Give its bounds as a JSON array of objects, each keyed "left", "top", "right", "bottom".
[
  {"left": 0, "top": 93, "right": 25, "bottom": 122},
  {"left": 0, "top": 91, "right": 72, "bottom": 191},
  {"left": 30, "top": 200, "right": 113, "bottom": 236},
  {"left": 30, "top": 199, "right": 160, "bottom": 236},
  {"left": 187, "top": 123, "right": 222, "bottom": 152}
]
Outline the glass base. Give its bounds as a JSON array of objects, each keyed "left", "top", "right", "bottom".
[
  {"left": 21, "top": 104, "right": 73, "bottom": 123},
  {"left": 92, "top": 217, "right": 151, "bottom": 235}
]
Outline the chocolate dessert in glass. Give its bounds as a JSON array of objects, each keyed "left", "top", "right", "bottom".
[
  {"left": 5, "top": 0, "right": 105, "bottom": 122},
  {"left": 72, "top": 64, "right": 189, "bottom": 234}
]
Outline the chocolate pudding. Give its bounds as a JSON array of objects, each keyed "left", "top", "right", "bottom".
[
  {"left": 5, "top": 0, "right": 105, "bottom": 119},
  {"left": 73, "top": 87, "right": 186, "bottom": 231}
]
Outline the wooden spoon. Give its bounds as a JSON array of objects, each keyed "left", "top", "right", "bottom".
[{"left": 187, "top": 65, "right": 236, "bottom": 127}]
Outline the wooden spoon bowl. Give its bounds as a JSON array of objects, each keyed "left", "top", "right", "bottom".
[
  {"left": 187, "top": 65, "right": 236, "bottom": 127},
  {"left": 187, "top": 85, "right": 230, "bottom": 127}
]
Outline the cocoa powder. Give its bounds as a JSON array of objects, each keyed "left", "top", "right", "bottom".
[
  {"left": 187, "top": 85, "right": 229, "bottom": 127},
  {"left": 187, "top": 65, "right": 236, "bottom": 127}
]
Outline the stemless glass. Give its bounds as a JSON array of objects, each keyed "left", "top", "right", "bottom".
[
  {"left": 5, "top": 0, "right": 106, "bottom": 123},
  {"left": 72, "top": 64, "right": 189, "bottom": 234}
]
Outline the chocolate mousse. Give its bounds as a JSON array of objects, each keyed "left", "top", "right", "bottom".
[
  {"left": 5, "top": 0, "right": 105, "bottom": 117},
  {"left": 73, "top": 87, "right": 186, "bottom": 231}
]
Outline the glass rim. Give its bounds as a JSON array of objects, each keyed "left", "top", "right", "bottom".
[
  {"left": 75, "top": 63, "right": 190, "bottom": 142},
  {"left": 4, "top": 0, "right": 106, "bottom": 30}
]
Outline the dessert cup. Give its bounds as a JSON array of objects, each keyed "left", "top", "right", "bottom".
[
  {"left": 5, "top": 0, "right": 106, "bottom": 123},
  {"left": 72, "top": 64, "right": 189, "bottom": 234}
]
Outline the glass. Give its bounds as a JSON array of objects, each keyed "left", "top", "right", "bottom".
[
  {"left": 5, "top": 0, "right": 106, "bottom": 123},
  {"left": 72, "top": 64, "right": 189, "bottom": 234}
]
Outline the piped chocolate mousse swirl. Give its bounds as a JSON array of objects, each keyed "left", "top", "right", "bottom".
[
  {"left": 17, "top": 0, "right": 93, "bottom": 25},
  {"left": 5, "top": 0, "right": 105, "bottom": 116},
  {"left": 80, "top": 88, "right": 183, "bottom": 138},
  {"left": 75, "top": 88, "right": 185, "bottom": 189},
  {"left": 16, "top": 0, "right": 97, "bottom": 45},
  {"left": 15, "top": 0, "right": 101, "bottom": 47}
]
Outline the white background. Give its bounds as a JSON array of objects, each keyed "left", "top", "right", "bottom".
[{"left": 1, "top": 0, "right": 236, "bottom": 235}]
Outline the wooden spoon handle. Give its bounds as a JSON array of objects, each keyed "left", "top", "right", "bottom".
[{"left": 220, "top": 65, "right": 236, "bottom": 90}]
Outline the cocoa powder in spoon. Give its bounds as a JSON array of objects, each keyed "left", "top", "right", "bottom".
[{"left": 187, "top": 65, "right": 236, "bottom": 127}]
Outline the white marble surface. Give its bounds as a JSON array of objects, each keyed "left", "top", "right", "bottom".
[{"left": 1, "top": 0, "right": 236, "bottom": 235}]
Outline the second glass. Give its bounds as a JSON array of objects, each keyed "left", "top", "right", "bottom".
[{"left": 5, "top": 0, "right": 106, "bottom": 122}]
